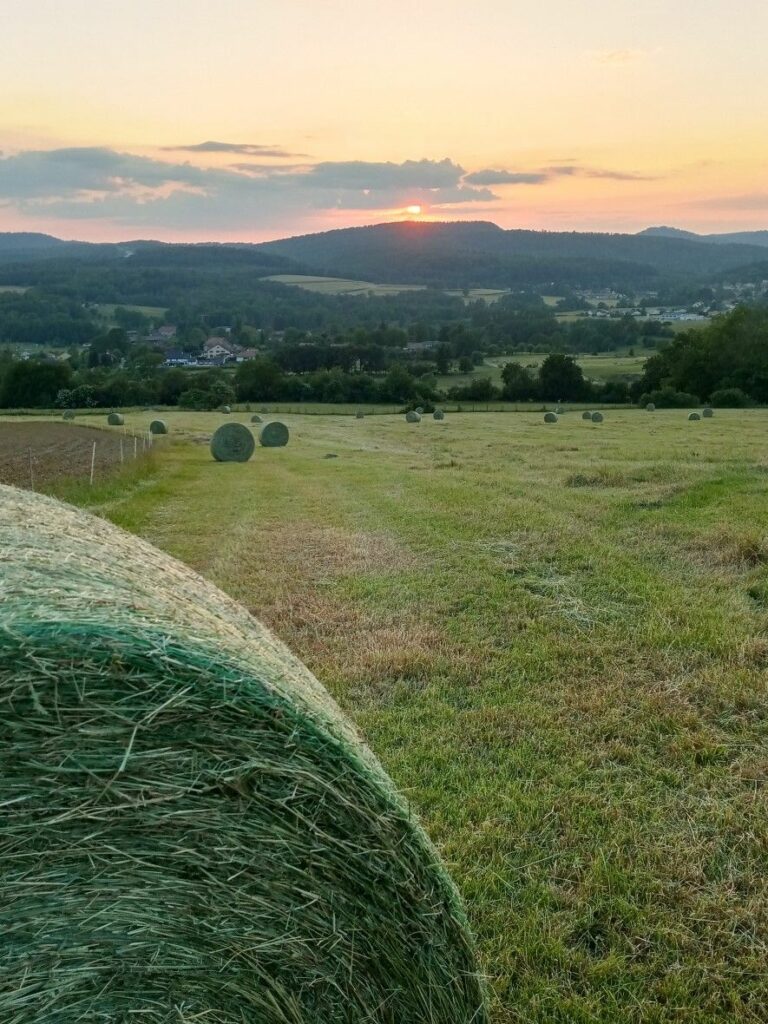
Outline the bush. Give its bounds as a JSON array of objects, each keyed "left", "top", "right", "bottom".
[
  {"left": 639, "top": 387, "right": 700, "bottom": 409},
  {"left": 709, "top": 387, "right": 751, "bottom": 408}
]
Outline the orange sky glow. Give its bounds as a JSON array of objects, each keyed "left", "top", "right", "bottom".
[{"left": 1, "top": 0, "right": 767, "bottom": 241}]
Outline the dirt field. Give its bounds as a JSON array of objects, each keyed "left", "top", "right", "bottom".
[{"left": 0, "top": 422, "right": 143, "bottom": 490}]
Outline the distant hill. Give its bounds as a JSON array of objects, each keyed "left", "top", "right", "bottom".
[
  {"left": 258, "top": 220, "right": 768, "bottom": 288},
  {"left": 640, "top": 225, "right": 768, "bottom": 248}
]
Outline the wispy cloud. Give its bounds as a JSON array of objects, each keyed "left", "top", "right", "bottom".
[
  {"left": 162, "top": 140, "right": 306, "bottom": 158},
  {"left": 464, "top": 165, "right": 657, "bottom": 187},
  {"left": 545, "top": 165, "right": 657, "bottom": 181},
  {"left": 463, "top": 169, "right": 548, "bottom": 186}
]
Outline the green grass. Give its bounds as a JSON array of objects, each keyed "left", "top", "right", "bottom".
[
  {"left": 438, "top": 349, "right": 650, "bottom": 391},
  {"left": 18, "top": 407, "right": 768, "bottom": 1021},
  {"left": 95, "top": 302, "right": 168, "bottom": 320},
  {"left": 264, "top": 274, "right": 426, "bottom": 296}
]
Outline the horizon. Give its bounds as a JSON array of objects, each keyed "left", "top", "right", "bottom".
[{"left": 2, "top": 0, "right": 768, "bottom": 242}]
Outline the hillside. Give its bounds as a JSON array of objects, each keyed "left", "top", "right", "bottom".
[{"left": 640, "top": 225, "right": 768, "bottom": 248}]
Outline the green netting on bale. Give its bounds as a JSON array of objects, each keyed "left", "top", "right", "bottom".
[
  {"left": 149, "top": 419, "right": 168, "bottom": 435},
  {"left": 0, "top": 485, "right": 487, "bottom": 1024},
  {"left": 210, "top": 423, "right": 255, "bottom": 463},
  {"left": 107, "top": 412, "right": 124, "bottom": 426},
  {"left": 581, "top": 411, "right": 592, "bottom": 420},
  {"left": 688, "top": 412, "right": 701, "bottom": 421},
  {"left": 405, "top": 411, "right": 421, "bottom": 423},
  {"left": 591, "top": 412, "right": 604, "bottom": 423},
  {"left": 433, "top": 409, "right": 445, "bottom": 420},
  {"left": 258, "top": 422, "right": 290, "bottom": 448},
  {"left": 250, "top": 414, "right": 263, "bottom": 423},
  {"left": 544, "top": 412, "right": 558, "bottom": 423},
  {"left": 702, "top": 407, "right": 714, "bottom": 418}
]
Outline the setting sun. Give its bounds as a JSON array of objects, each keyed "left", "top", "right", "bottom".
[{"left": 406, "top": 205, "right": 422, "bottom": 215}]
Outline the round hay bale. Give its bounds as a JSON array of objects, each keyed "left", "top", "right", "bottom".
[
  {"left": 107, "top": 412, "right": 124, "bottom": 426},
  {"left": 646, "top": 402, "right": 656, "bottom": 412},
  {"left": 0, "top": 484, "right": 487, "bottom": 1023},
  {"left": 220, "top": 405, "right": 231, "bottom": 414},
  {"left": 433, "top": 409, "right": 445, "bottom": 420},
  {"left": 415, "top": 406, "right": 424, "bottom": 415},
  {"left": 406, "top": 410, "right": 422, "bottom": 423},
  {"left": 591, "top": 411, "right": 604, "bottom": 423},
  {"left": 355, "top": 409, "right": 365, "bottom": 419},
  {"left": 554, "top": 406, "right": 563, "bottom": 415},
  {"left": 544, "top": 412, "right": 558, "bottom": 423},
  {"left": 259, "top": 421, "right": 290, "bottom": 448},
  {"left": 688, "top": 412, "right": 701, "bottom": 421},
  {"left": 62, "top": 410, "right": 76, "bottom": 420},
  {"left": 149, "top": 419, "right": 168, "bottom": 435},
  {"left": 581, "top": 410, "right": 592, "bottom": 420},
  {"left": 250, "top": 414, "right": 263, "bottom": 423},
  {"left": 210, "top": 422, "right": 255, "bottom": 462},
  {"left": 702, "top": 407, "right": 714, "bottom": 418}
]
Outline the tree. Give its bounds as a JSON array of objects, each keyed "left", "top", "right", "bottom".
[
  {"left": 0, "top": 360, "right": 72, "bottom": 408},
  {"left": 501, "top": 361, "right": 537, "bottom": 401},
  {"left": 538, "top": 354, "right": 590, "bottom": 400},
  {"left": 379, "top": 365, "right": 417, "bottom": 403},
  {"left": 234, "top": 357, "right": 284, "bottom": 401}
]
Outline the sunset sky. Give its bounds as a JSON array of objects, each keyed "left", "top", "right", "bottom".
[{"left": 1, "top": 0, "right": 767, "bottom": 241}]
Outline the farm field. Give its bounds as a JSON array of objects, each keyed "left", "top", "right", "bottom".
[
  {"left": 12, "top": 405, "right": 766, "bottom": 1022},
  {"left": 0, "top": 420, "right": 154, "bottom": 491},
  {"left": 266, "top": 274, "right": 510, "bottom": 303},
  {"left": 438, "top": 348, "right": 650, "bottom": 391},
  {"left": 95, "top": 302, "right": 168, "bottom": 321}
]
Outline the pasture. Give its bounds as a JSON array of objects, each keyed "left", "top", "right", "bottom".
[
  {"left": 6, "top": 406, "right": 768, "bottom": 1022},
  {"left": 438, "top": 348, "right": 649, "bottom": 391}
]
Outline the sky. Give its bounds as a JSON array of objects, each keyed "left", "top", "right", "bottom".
[{"left": 1, "top": 0, "right": 767, "bottom": 242}]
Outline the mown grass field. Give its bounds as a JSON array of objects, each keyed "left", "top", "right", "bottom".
[
  {"left": 13, "top": 407, "right": 768, "bottom": 1022},
  {"left": 438, "top": 349, "right": 650, "bottom": 391}
]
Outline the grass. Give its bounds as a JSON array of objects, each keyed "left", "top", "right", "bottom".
[
  {"left": 438, "top": 349, "right": 650, "bottom": 391},
  {"left": 95, "top": 302, "right": 168, "bottom": 320},
  {"left": 264, "top": 274, "right": 426, "bottom": 296},
  {"left": 13, "top": 407, "right": 768, "bottom": 1022}
]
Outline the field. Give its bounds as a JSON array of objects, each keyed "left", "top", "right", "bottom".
[
  {"left": 11, "top": 405, "right": 765, "bottom": 1022},
  {"left": 95, "top": 302, "right": 168, "bottom": 320},
  {"left": 438, "top": 349, "right": 649, "bottom": 391},
  {"left": 264, "top": 274, "right": 427, "bottom": 296}
]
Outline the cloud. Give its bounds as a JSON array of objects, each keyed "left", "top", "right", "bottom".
[
  {"left": 0, "top": 147, "right": 495, "bottom": 230},
  {"left": 463, "top": 169, "right": 548, "bottom": 186},
  {"left": 162, "top": 140, "right": 305, "bottom": 157},
  {"left": 545, "top": 165, "right": 657, "bottom": 181}
]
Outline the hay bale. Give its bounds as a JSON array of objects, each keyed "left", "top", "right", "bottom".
[
  {"left": 544, "top": 412, "right": 558, "bottom": 423},
  {"left": 149, "top": 419, "right": 168, "bottom": 435},
  {"left": 591, "top": 412, "right": 604, "bottom": 423},
  {"left": 702, "top": 407, "right": 714, "bottom": 418},
  {"left": 0, "top": 484, "right": 487, "bottom": 1024},
  {"left": 406, "top": 410, "right": 422, "bottom": 423},
  {"left": 259, "top": 421, "right": 290, "bottom": 447},
  {"left": 62, "top": 410, "right": 76, "bottom": 420},
  {"left": 210, "top": 422, "right": 255, "bottom": 462},
  {"left": 433, "top": 409, "right": 445, "bottom": 420},
  {"left": 356, "top": 409, "right": 365, "bottom": 419},
  {"left": 107, "top": 412, "right": 124, "bottom": 426},
  {"left": 415, "top": 406, "right": 424, "bottom": 415},
  {"left": 250, "top": 414, "right": 263, "bottom": 423},
  {"left": 688, "top": 412, "right": 701, "bottom": 421},
  {"left": 555, "top": 406, "right": 563, "bottom": 415},
  {"left": 581, "top": 410, "right": 592, "bottom": 420},
  {"left": 220, "top": 405, "right": 231, "bottom": 414},
  {"left": 646, "top": 402, "right": 656, "bottom": 412}
]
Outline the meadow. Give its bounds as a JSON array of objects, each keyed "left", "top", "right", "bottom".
[
  {"left": 438, "top": 348, "right": 649, "bottom": 391},
  {"left": 5, "top": 406, "right": 761, "bottom": 1022}
]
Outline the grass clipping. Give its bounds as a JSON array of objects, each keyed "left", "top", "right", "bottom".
[{"left": 0, "top": 484, "right": 487, "bottom": 1023}]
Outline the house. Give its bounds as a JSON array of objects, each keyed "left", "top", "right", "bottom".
[
  {"left": 235, "top": 347, "right": 258, "bottom": 362},
  {"left": 203, "top": 337, "right": 238, "bottom": 360},
  {"left": 146, "top": 324, "right": 177, "bottom": 344}
]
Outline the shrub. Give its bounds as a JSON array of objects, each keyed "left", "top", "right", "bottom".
[
  {"left": 709, "top": 388, "right": 750, "bottom": 408},
  {"left": 639, "top": 387, "right": 700, "bottom": 409}
]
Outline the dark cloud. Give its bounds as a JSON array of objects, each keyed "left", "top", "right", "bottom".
[
  {"left": 463, "top": 169, "right": 548, "bottom": 186},
  {"left": 162, "top": 140, "right": 306, "bottom": 157},
  {"left": 0, "top": 148, "right": 494, "bottom": 229}
]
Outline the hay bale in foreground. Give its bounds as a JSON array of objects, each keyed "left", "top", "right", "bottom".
[
  {"left": 703, "top": 407, "right": 714, "bottom": 418},
  {"left": 581, "top": 410, "right": 592, "bottom": 420},
  {"left": 646, "top": 402, "right": 656, "bottom": 412},
  {"left": 591, "top": 412, "right": 604, "bottom": 423},
  {"left": 107, "top": 412, "right": 124, "bottom": 426},
  {"left": 544, "top": 412, "right": 558, "bottom": 423},
  {"left": 149, "top": 419, "right": 168, "bottom": 435},
  {"left": 210, "top": 422, "right": 255, "bottom": 462},
  {"left": 406, "top": 410, "right": 422, "bottom": 423},
  {"left": 434, "top": 409, "right": 445, "bottom": 420},
  {"left": 688, "top": 412, "right": 701, "bottom": 421},
  {"left": 0, "top": 485, "right": 487, "bottom": 1024},
  {"left": 259, "top": 421, "right": 290, "bottom": 447},
  {"left": 250, "top": 414, "right": 263, "bottom": 423},
  {"left": 62, "top": 410, "right": 76, "bottom": 420}
]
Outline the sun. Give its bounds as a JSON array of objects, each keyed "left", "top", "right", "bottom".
[{"left": 406, "top": 205, "right": 422, "bottom": 215}]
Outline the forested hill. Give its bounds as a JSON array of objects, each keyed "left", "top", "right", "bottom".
[{"left": 257, "top": 220, "right": 768, "bottom": 286}]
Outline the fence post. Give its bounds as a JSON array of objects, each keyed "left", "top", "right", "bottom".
[
  {"left": 89, "top": 442, "right": 97, "bottom": 485},
  {"left": 28, "top": 448, "right": 34, "bottom": 490}
]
